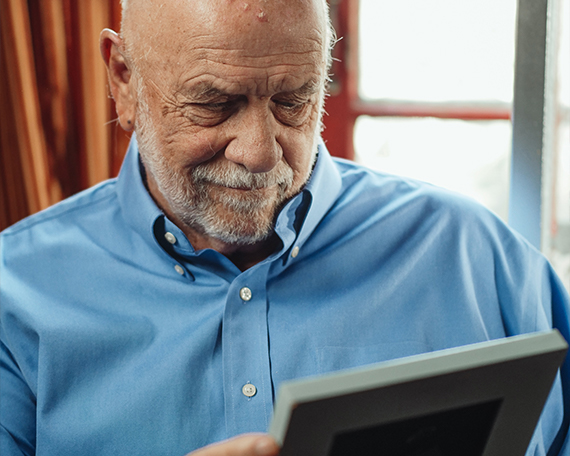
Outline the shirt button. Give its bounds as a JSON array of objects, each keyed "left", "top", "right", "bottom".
[
  {"left": 165, "top": 232, "right": 177, "bottom": 244},
  {"left": 291, "top": 246, "right": 300, "bottom": 258},
  {"left": 174, "top": 264, "right": 185, "bottom": 275},
  {"left": 239, "top": 287, "right": 252, "bottom": 302},
  {"left": 242, "top": 383, "right": 257, "bottom": 397}
]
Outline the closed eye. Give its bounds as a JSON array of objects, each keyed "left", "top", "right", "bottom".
[
  {"left": 275, "top": 100, "right": 303, "bottom": 108},
  {"left": 272, "top": 98, "right": 312, "bottom": 127},
  {"left": 182, "top": 99, "right": 240, "bottom": 127}
]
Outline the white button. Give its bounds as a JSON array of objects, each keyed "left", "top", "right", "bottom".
[
  {"left": 242, "top": 383, "right": 257, "bottom": 397},
  {"left": 239, "top": 287, "right": 252, "bottom": 302},
  {"left": 165, "top": 232, "right": 177, "bottom": 244},
  {"left": 291, "top": 246, "right": 300, "bottom": 258},
  {"left": 174, "top": 265, "right": 185, "bottom": 275}
]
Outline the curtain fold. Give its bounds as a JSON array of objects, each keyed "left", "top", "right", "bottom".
[
  {"left": 77, "top": 0, "right": 111, "bottom": 187},
  {"left": 0, "top": 0, "right": 129, "bottom": 231},
  {"left": 1, "top": 0, "right": 55, "bottom": 221}
]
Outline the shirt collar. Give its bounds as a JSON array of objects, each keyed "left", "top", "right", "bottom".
[
  {"left": 295, "top": 140, "right": 343, "bottom": 248},
  {"left": 116, "top": 135, "right": 342, "bottom": 263},
  {"left": 272, "top": 140, "right": 342, "bottom": 256},
  {"left": 117, "top": 133, "right": 164, "bottom": 245}
]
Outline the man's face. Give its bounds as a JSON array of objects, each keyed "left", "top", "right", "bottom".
[{"left": 128, "top": 0, "right": 328, "bottom": 247}]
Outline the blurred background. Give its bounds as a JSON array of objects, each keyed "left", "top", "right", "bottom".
[{"left": 1, "top": 0, "right": 568, "bottom": 290}]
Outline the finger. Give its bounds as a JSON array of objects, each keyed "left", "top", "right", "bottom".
[{"left": 186, "top": 434, "right": 279, "bottom": 456}]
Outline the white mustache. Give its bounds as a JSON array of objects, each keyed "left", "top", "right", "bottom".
[{"left": 191, "top": 161, "right": 294, "bottom": 190}]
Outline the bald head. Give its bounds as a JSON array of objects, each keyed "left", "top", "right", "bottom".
[{"left": 119, "top": 0, "right": 335, "bottom": 76}]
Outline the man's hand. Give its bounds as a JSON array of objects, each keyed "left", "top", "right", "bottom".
[{"left": 186, "top": 434, "right": 279, "bottom": 456}]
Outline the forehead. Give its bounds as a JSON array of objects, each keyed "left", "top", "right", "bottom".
[
  {"left": 129, "top": 0, "right": 327, "bottom": 93},
  {"left": 176, "top": 47, "right": 324, "bottom": 97}
]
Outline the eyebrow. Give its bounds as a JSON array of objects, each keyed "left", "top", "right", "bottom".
[
  {"left": 278, "top": 79, "right": 321, "bottom": 97},
  {"left": 184, "top": 84, "right": 230, "bottom": 102}
]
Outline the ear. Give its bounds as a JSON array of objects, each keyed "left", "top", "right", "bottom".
[{"left": 100, "top": 28, "right": 136, "bottom": 132}]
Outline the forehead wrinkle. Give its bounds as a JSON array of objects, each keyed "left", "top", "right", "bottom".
[
  {"left": 201, "top": 60, "right": 320, "bottom": 73},
  {"left": 178, "top": 71, "right": 321, "bottom": 98},
  {"left": 183, "top": 51, "right": 323, "bottom": 76},
  {"left": 139, "top": 23, "right": 325, "bottom": 65},
  {"left": 210, "top": 49, "right": 322, "bottom": 59},
  {"left": 177, "top": 44, "right": 324, "bottom": 64},
  {"left": 146, "top": 47, "right": 324, "bottom": 84},
  {"left": 173, "top": 53, "right": 323, "bottom": 93}
]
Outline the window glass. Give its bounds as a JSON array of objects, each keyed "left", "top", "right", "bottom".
[
  {"left": 547, "top": 0, "right": 570, "bottom": 290},
  {"left": 550, "top": 121, "right": 570, "bottom": 290},
  {"left": 358, "top": 0, "right": 518, "bottom": 102},
  {"left": 354, "top": 116, "right": 511, "bottom": 221}
]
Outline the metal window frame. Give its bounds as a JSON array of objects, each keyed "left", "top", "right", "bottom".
[{"left": 509, "top": 0, "right": 560, "bottom": 250}]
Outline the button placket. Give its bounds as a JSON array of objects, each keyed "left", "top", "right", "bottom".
[{"left": 222, "top": 267, "right": 273, "bottom": 435}]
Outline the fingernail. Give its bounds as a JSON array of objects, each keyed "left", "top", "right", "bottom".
[{"left": 255, "top": 437, "right": 278, "bottom": 456}]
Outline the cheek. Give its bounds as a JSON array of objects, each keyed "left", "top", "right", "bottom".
[
  {"left": 154, "top": 118, "right": 221, "bottom": 168},
  {"left": 280, "top": 109, "right": 321, "bottom": 183},
  {"left": 281, "top": 134, "right": 317, "bottom": 187}
]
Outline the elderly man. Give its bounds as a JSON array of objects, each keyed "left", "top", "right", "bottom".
[{"left": 1, "top": 0, "right": 569, "bottom": 455}]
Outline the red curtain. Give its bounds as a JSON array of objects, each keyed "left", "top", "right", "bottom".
[{"left": 0, "top": 0, "right": 131, "bottom": 231}]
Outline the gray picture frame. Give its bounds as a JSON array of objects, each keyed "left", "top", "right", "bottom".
[{"left": 269, "top": 330, "right": 568, "bottom": 456}]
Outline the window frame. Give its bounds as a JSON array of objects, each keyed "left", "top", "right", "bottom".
[
  {"left": 322, "top": 0, "right": 562, "bottom": 254},
  {"left": 322, "top": 0, "right": 511, "bottom": 161}
]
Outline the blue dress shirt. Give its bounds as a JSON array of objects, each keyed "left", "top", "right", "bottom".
[{"left": 1, "top": 136, "right": 569, "bottom": 455}]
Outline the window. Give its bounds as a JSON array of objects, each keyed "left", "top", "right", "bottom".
[{"left": 323, "top": 0, "right": 569, "bottom": 290}]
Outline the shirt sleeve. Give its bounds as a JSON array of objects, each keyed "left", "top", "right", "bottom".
[
  {"left": 471, "top": 208, "right": 570, "bottom": 455},
  {"left": 0, "top": 336, "right": 36, "bottom": 456}
]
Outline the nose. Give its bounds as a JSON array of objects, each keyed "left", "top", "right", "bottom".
[{"left": 224, "top": 102, "right": 282, "bottom": 174}]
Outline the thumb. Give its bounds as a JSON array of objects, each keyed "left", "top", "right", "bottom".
[{"left": 186, "top": 434, "right": 279, "bottom": 456}]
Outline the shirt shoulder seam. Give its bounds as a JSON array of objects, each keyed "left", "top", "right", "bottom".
[{"left": 1, "top": 180, "right": 118, "bottom": 237}]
